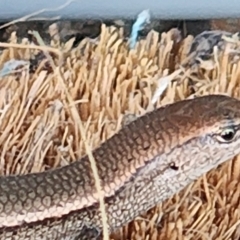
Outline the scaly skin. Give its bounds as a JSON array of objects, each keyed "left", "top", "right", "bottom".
[{"left": 1, "top": 94, "right": 240, "bottom": 239}]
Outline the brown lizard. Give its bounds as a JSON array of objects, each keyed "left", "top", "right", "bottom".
[{"left": 0, "top": 94, "right": 240, "bottom": 239}]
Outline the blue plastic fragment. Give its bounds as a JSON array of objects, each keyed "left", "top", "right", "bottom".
[{"left": 129, "top": 9, "right": 151, "bottom": 49}]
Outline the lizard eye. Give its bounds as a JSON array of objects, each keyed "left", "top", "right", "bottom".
[{"left": 217, "top": 127, "right": 236, "bottom": 143}]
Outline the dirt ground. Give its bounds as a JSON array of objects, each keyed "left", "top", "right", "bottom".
[{"left": 0, "top": 19, "right": 211, "bottom": 45}]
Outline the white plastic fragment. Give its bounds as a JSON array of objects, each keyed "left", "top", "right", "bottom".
[
  {"left": 152, "top": 69, "right": 183, "bottom": 104},
  {"left": 0, "top": 59, "right": 29, "bottom": 77},
  {"left": 151, "top": 76, "right": 171, "bottom": 104}
]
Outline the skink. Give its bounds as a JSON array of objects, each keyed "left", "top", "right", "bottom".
[{"left": 1, "top": 94, "right": 240, "bottom": 239}]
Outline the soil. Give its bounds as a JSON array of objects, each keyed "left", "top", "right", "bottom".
[{"left": 0, "top": 19, "right": 212, "bottom": 46}]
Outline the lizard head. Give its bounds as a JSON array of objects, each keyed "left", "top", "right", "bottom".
[{"left": 167, "top": 94, "right": 240, "bottom": 181}]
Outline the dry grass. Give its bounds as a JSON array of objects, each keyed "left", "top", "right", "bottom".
[{"left": 0, "top": 24, "right": 240, "bottom": 240}]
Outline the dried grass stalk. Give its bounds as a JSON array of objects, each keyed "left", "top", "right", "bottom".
[{"left": 0, "top": 24, "right": 239, "bottom": 240}]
